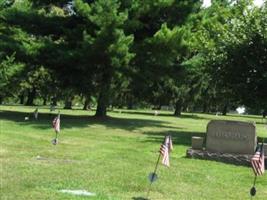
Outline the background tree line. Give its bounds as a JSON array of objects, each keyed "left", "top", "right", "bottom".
[{"left": 0, "top": 0, "right": 266, "bottom": 117}]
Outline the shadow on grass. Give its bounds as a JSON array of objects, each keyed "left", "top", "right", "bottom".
[
  {"left": 143, "top": 130, "right": 266, "bottom": 147},
  {"left": 111, "top": 110, "right": 207, "bottom": 120},
  {"left": 142, "top": 130, "right": 205, "bottom": 146},
  {"left": 132, "top": 197, "right": 149, "bottom": 200},
  {"left": 224, "top": 114, "right": 267, "bottom": 124},
  {"left": 0, "top": 110, "right": 180, "bottom": 132}
]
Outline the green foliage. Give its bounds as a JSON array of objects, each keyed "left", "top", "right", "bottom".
[
  {"left": 0, "top": 0, "right": 266, "bottom": 115},
  {"left": 0, "top": 54, "right": 24, "bottom": 99},
  {"left": 0, "top": 0, "right": 15, "bottom": 9}
]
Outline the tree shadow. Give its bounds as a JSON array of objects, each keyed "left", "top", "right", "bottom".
[
  {"left": 142, "top": 130, "right": 205, "bottom": 146},
  {"left": 226, "top": 114, "right": 267, "bottom": 124},
  {"left": 132, "top": 197, "right": 149, "bottom": 200},
  {"left": 142, "top": 130, "right": 266, "bottom": 147},
  {"left": 111, "top": 110, "right": 207, "bottom": 120},
  {"left": 0, "top": 110, "right": 180, "bottom": 132}
]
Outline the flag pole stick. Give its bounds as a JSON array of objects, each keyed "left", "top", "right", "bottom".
[
  {"left": 146, "top": 152, "right": 161, "bottom": 199},
  {"left": 250, "top": 136, "right": 265, "bottom": 198},
  {"left": 252, "top": 175, "right": 257, "bottom": 187},
  {"left": 56, "top": 111, "right": 60, "bottom": 140}
]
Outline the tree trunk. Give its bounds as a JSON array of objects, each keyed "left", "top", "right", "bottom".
[
  {"left": 64, "top": 98, "right": 72, "bottom": 109},
  {"left": 0, "top": 96, "right": 3, "bottom": 104},
  {"left": 126, "top": 94, "right": 133, "bottom": 109},
  {"left": 83, "top": 95, "right": 91, "bottom": 110},
  {"left": 26, "top": 88, "right": 36, "bottom": 106},
  {"left": 127, "top": 101, "right": 133, "bottom": 110},
  {"left": 52, "top": 97, "right": 57, "bottom": 106},
  {"left": 222, "top": 103, "right": 228, "bottom": 116},
  {"left": 202, "top": 101, "right": 207, "bottom": 113},
  {"left": 95, "top": 70, "right": 112, "bottom": 117},
  {"left": 43, "top": 97, "right": 47, "bottom": 106},
  {"left": 19, "top": 94, "right": 24, "bottom": 104},
  {"left": 174, "top": 100, "right": 182, "bottom": 116},
  {"left": 95, "top": 88, "right": 109, "bottom": 117},
  {"left": 262, "top": 109, "right": 266, "bottom": 118}
]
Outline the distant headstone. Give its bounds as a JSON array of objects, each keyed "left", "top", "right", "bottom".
[
  {"left": 206, "top": 120, "right": 256, "bottom": 154},
  {"left": 191, "top": 136, "right": 204, "bottom": 150}
]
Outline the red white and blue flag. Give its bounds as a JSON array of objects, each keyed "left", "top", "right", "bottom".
[
  {"left": 251, "top": 143, "right": 265, "bottom": 176},
  {"left": 52, "top": 114, "right": 60, "bottom": 133},
  {"left": 159, "top": 136, "right": 173, "bottom": 167},
  {"left": 33, "top": 108, "right": 38, "bottom": 119}
]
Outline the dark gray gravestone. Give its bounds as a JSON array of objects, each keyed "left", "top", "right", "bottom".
[{"left": 206, "top": 120, "right": 256, "bottom": 154}]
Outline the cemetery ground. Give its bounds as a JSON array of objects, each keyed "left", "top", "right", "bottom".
[{"left": 0, "top": 105, "right": 266, "bottom": 200}]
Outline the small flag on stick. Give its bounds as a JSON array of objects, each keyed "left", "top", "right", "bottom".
[
  {"left": 159, "top": 135, "right": 173, "bottom": 167},
  {"left": 166, "top": 135, "right": 173, "bottom": 151},
  {"left": 251, "top": 143, "right": 265, "bottom": 176},
  {"left": 160, "top": 142, "right": 169, "bottom": 167},
  {"left": 146, "top": 135, "right": 174, "bottom": 199},
  {"left": 51, "top": 112, "right": 60, "bottom": 145},
  {"left": 33, "top": 108, "right": 38, "bottom": 120},
  {"left": 250, "top": 142, "right": 265, "bottom": 197},
  {"left": 52, "top": 113, "right": 60, "bottom": 133}
]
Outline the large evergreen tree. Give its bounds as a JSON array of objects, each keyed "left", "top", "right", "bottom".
[
  {"left": 0, "top": 0, "right": 266, "bottom": 117},
  {"left": 75, "top": 0, "right": 134, "bottom": 117}
]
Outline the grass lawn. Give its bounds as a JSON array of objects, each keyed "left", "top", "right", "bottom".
[{"left": 0, "top": 105, "right": 266, "bottom": 200}]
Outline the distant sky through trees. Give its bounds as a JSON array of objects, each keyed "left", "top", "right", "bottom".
[{"left": 203, "top": 0, "right": 264, "bottom": 8}]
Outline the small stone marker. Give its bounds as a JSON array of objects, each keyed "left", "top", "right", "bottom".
[
  {"left": 36, "top": 155, "right": 75, "bottom": 163},
  {"left": 59, "top": 189, "right": 96, "bottom": 196},
  {"left": 191, "top": 136, "right": 203, "bottom": 150},
  {"left": 206, "top": 120, "right": 256, "bottom": 154}
]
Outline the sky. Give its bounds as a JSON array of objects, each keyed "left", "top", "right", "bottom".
[{"left": 203, "top": 0, "right": 265, "bottom": 8}]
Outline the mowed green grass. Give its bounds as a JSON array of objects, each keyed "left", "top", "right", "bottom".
[{"left": 0, "top": 105, "right": 266, "bottom": 200}]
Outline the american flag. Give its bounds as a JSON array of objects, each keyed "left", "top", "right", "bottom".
[
  {"left": 52, "top": 114, "right": 60, "bottom": 133},
  {"left": 159, "top": 136, "right": 173, "bottom": 167},
  {"left": 166, "top": 135, "right": 173, "bottom": 152},
  {"left": 251, "top": 143, "right": 265, "bottom": 176},
  {"left": 33, "top": 108, "right": 38, "bottom": 119}
]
